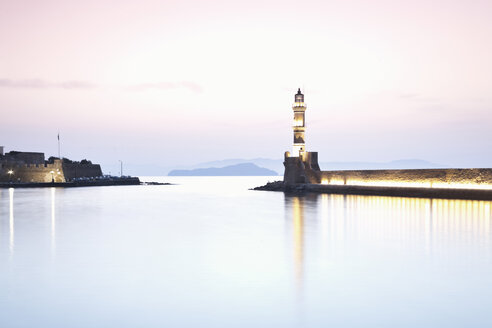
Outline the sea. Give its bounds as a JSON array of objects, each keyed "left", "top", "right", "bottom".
[{"left": 1, "top": 176, "right": 491, "bottom": 328}]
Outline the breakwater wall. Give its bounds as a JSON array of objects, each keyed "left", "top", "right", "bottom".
[
  {"left": 319, "top": 168, "right": 492, "bottom": 190},
  {"left": 284, "top": 154, "right": 492, "bottom": 190},
  {"left": 281, "top": 154, "right": 492, "bottom": 199}
]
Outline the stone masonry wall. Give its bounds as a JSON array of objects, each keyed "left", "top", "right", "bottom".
[
  {"left": 284, "top": 151, "right": 321, "bottom": 185},
  {"left": 284, "top": 151, "right": 492, "bottom": 189},
  {"left": 0, "top": 161, "right": 103, "bottom": 183},
  {"left": 3, "top": 152, "right": 45, "bottom": 164},
  {"left": 62, "top": 163, "right": 103, "bottom": 181},
  {"left": 0, "top": 161, "right": 65, "bottom": 183},
  {"left": 319, "top": 168, "right": 492, "bottom": 188}
]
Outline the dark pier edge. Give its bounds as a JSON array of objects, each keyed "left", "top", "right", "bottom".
[
  {"left": 254, "top": 181, "right": 492, "bottom": 201},
  {"left": 0, "top": 177, "right": 141, "bottom": 188}
]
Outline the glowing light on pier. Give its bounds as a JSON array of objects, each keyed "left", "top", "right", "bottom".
[
  {"left": 325, "top": 179, "right": 345, "bottom": 185},
  {"left": 322, "top": 178, "right": 492, "bottom": 190}
]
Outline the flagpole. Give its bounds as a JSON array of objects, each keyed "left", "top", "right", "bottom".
[{"left": 57, "top": 132, "right": 61, "bottom": 159}]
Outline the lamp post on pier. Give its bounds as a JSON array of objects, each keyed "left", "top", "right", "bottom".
[
  {"left": 119, "top": 160, "right": 123, "bottom": 177},
  {"left": 8, "top": 170, "right": 13, "bottom": 183},
  {"left": 50, "top": 171, "right": 55, "bottom": 183}
]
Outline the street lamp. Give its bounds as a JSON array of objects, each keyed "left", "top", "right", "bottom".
[
  {"left": 119, "top": 160, "right": 123, "bottom": 177},
  {"left": 7, "top": 170, "right": 13, "bottom": 183},
  {"left": 50, "top": 170, "right": 55, "bottom": 183}
]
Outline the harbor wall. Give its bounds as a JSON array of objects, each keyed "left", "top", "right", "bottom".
[{"left": 319, "top": 168, "right": 492, "bottom": 189}]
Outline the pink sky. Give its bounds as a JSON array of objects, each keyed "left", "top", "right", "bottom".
[{"left": 1, "top": 0, "right": 491, "bottom": 172}]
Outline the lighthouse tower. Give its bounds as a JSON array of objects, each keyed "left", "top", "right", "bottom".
[
  {"left": 292, "top": 88, "right": 307, "bottom": 159},
  {"left": 284, "top": 88, "right": 320, "bottom": 185}
]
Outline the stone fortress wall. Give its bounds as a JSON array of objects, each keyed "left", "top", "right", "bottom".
[
  {"left": 62, "top": 162, "right": 103, "bottom": 181},
  {"left": 2, "top": 151, "right": 45, "bottom": 164},
  {"left": 0, "top": 148, "right": 103, "bottom": 183},
  {"left": 0, "top": 160, "right": 65, "bottom": 183}
]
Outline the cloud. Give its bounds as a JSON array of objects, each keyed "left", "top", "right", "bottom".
[
  {"left": 0, "top": 78, "right": 203, "bottom": 93},
  {"left": 128, "top": 81, "right": 203, "bottom": 93},
  {"left": 57, "top": 80, "right": 97, "bottom": 89},
  {"left": 0, "top": 78, "right": 97, "bottom": 89}
]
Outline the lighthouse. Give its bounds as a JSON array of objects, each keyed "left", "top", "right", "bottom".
[
  {"left": 283, "top": 88, "right": 320, "bottom": 185},
  {"left": 292, "top": 88, "right": 306, "bottom": 159}
]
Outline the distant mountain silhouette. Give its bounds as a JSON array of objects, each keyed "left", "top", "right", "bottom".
[
  {"left": 189, "top": 158, "right": 281, "bottom": 171},
  {"left": 116, "top": 158, "right": 448, "bottom": 176},
  {"left": 168, "top": 163, "right": 278, "bottom": 176},
  {"left": 184, "top": 158, "right": 447, "bottom": 174}
]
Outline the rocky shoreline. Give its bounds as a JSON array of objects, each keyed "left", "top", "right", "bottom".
[
  {"left": 252, "top": 180, "right": 307, "bottom": 193},
  {"left": 141, "top": 181, "right": 173, "bottom": 186}
]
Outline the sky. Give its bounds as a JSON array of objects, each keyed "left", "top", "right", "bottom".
[{"left": 1, "top": 0, "right": 491, "bottom": 173}]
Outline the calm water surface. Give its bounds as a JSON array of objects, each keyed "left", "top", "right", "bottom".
[{"left": 1, "top": 176, "right": 491, "bottom": 327}]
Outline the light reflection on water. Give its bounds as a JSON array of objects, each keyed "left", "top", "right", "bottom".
[
  {"left": 9, "top": 188, "right": 14, "bottom": 256},
  {"left": 51, "top": 187, "right": 56, "bottom": 258},
  {"left": 284, "top": 193, "right": 492, "bottom": 327},
  {"left": 1, "top": 177, "right": 492, "bottom": 327},
  {"left": 286, "top": 194, "right": 492, "bottom": 280}
]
